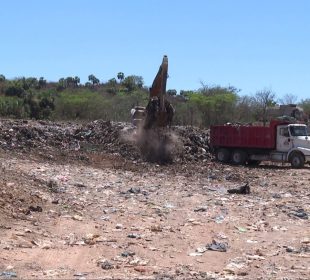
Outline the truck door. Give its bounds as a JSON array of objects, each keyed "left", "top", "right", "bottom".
[{"left": 276, "top": 125, "right": 292, "bottom": 152}]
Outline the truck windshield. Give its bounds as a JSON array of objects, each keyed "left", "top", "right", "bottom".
[{"left": 289, "top": 126, "right": 308, "bottom": 137}]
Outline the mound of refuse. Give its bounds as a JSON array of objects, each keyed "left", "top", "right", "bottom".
[{"left": 0, "top": 119, "right": 211, "bottom": 163}]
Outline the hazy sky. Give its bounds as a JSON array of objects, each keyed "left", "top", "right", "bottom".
[{"left": 1, "top": 0, "right": 309, "bottom": 101}]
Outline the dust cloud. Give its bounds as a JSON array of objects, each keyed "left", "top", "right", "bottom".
[{"left": 121, "top": 126, "right": 181, "bottom": 164}]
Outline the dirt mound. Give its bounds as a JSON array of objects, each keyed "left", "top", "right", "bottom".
[{"left": 0, "top": 119, "right": 211, "bottom": 163}]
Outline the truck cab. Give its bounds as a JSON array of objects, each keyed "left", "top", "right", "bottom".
[{"left": 276, "top": 124, "right": 310, "bottom": 167}]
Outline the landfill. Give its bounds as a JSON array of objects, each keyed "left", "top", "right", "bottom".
[{"left": 0, "top": 119, "right": 309, "bottom": 279}]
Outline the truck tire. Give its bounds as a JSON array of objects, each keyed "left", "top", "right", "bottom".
[
  {"left": 231, "top": 150, "right": 247, "bottom": 165},
  {"left": 290, "top": 152, "right": 305, "bottom": 168},
  {"left": 216, "top": 148, "right": 230, "bottom": 163}
]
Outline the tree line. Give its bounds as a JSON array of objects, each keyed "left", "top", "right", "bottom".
[{"left": 0, "top": 73, "right": 309, "bottom": 127}]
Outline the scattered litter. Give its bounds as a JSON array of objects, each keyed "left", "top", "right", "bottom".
[
  {"left": 164, "top": 202, "right": 174, "bottom": 209},
  {"left": 73, "top": 272, "right": 88, "bottom": 277},
  {"left": 28, "top": 205, "right": 43, "bottom": 212},
  {"left": 72, "top": 215, "right": 83, "bottom": 221},
  {"left": 227, "top": 183, "right": 250, "bottom": 194},
  {"left": 127, "top": 187, "right": 141, "bottom": 194},
  {"left": 196, "top": 247, "right": 208, "bottom": 253},
  {"left": 0, "top": 118, "right": 309, "bottom": 279},
  {"left": 150, "top": 225, "right": 162, "bottom": 232},
  {"left": 0, "top": 271, "right": 17, "bottom": 278},
  {"left": 189, "top": 252, "right": 203, "bottom": 257},
  {"left": 74, "top": 183, "right": 87, "bottom": 188},
  {"left": 115, "top": 224, "right": 123, "bottom": 229},
  {"left": 134, "top": 266, "right": 149, "bottom": 273},
  {"left": 97, "top": 260, "right": 114, "bottom": 270},
  {"left": 288, "top": 209, "right": 308, "bottom": 219},
  {"left": 194, "top": 206, "right": 208, "bottom": 212},
  {"left": 121, "top": 251, "right": 135, "bottom": 257},
  {"left": 235, "top": 226, "right": 247, "bottom": 233},
  {"left": 247, "top": 254, "right": 265, "bottom": 260},
  {"left": 214, "top": 215, "right": 225, "bottom": 224},
  {"left": 224, "top": 257, "right": 248, "bottom": 275},
  {"left": 206, "top": 240, "right": 228, "bottom": 252},
  {"left": 127, "top": 233, "right": 141, "bottom": 239},
  {"left": 247, "top": 239, "right": 258, "bottom": 244}
]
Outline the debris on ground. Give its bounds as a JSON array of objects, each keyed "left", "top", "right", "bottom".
[
  {"left": 206, "top": 240, "right": 228, "bottom": 252},
  {"left": 0, "top": 119, "right": 211, "bottom": 163},
  {"left": 227, "top": 183, "right": 250, "bottom": 194},
  {"left": 0, "top": 118, "right": 309, "bottom": 279}
]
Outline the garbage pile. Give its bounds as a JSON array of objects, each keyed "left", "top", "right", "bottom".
[
  {"left": 174, "top": 125, "right": 210, "bottom": 162},
  {"left": 0, "top": 119, "right": 211, "bottom": 162}
]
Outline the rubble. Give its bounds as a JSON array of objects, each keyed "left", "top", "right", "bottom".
[{"left": 0, "top": 119, "right": 211, "bottom": 163}]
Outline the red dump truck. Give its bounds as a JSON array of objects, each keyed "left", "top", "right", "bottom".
[{"left": 210, "top": 120, "right": 310, "bottom": 168}]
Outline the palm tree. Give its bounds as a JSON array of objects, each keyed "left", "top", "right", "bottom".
[
  {"left": 38, "top": 77, "right": 47, "bottom": 88},
  {"left": 74, "top": 76, "right": 80, "bottom": 87},
  {"left": 88, "top": 74, "right": 99, "bottom": 85},
  {"left": 117, "top": 72, "right": 124, "bottom": 83}
]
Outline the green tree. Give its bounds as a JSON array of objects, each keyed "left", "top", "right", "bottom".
[
  {"left": 107, "top": 78, "right": 117, "bottom": 94},
  {"left": 26, "top": 77, "right": 38, "bottom": 89},
  {"left": 58, "top": 78, "right": 67, "bottom": 90},
  {"left": 39, "top": 96, "right": 55, "bottom": 119},
  {"left": 73, "top": 76, "right": 80, "bottom": 87},
  {"left": 187, "top": 86, "right": 238, "bottom": 126},
  {"left": 122, "top": 75, "right": 144, "bottom": 92},
  {"left": 167, "top": 89, "right": 177, "bottom": 96},
  {"left": 65, "top": 77, "right": 75, "bottom": 87},
  {"left": 117, "top": 72, "right": 124, "bottom": 83},
  {"left": 19, "top": 77, "right": 30, "bottom": 90},
  {"left": 180, "top": 90, "right": 195, "bottom": 98},
  {"left": 5, "top": 82, "right": 25, "bottom": 97},
  {"left": 88, "top": 74, "right": 100, "bottom": 85},
  {"left": 38, "top": 77, "right": 47, "bottom": 88},
  {"left": 0, "top": 74, "right": 5, "bottom": 82}
]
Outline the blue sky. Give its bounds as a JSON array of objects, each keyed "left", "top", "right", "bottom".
[{"left": 1, "top": 0, "right": 309, "bottom": 101}]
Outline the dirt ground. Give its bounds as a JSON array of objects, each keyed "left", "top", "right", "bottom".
[{"left": 0, "top": 121, "right": 309, "bottom": 279}]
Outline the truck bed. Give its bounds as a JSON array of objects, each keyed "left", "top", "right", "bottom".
[{"left": 210, "top": 124, "right": 276, "bottom": 149}]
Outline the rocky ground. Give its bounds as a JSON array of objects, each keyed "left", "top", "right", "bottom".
[{"left": 0, "top": 119, "right": 309, "bottom": 279}]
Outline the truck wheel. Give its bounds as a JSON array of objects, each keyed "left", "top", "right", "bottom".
[
  {"left": 290, "top": 152, "right": 305, "bottom": 168},
  {"left": 216, "top": 148, "right": 230, "bottom": 163},
  {"left": 231, "top": 150, "right": 247, "bottom": 165}
]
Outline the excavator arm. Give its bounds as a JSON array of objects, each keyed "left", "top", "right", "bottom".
[
  {"left": 130, "top": 56, "right": 176, "bottom": 164},
  {"left": 144, "top": 55, "right": 174, "bottom": 129}
]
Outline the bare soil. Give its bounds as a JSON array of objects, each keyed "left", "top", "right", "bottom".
[{"left": 0, "top": 120, "right": 309, "bottom": 280}]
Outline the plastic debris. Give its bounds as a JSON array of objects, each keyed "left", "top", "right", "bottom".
[
  {"left": 206, "top": 240, "right": 228, "bottom": 252},
  {"left": 227, "top": 183, "right": 250, "bottom": 194}
]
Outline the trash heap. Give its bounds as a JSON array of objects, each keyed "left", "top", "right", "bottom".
[
  {"left": 0, "top": 119, "right": 211, "bottom": 162},
  {"left": 173, "top": 125, "right": 210, "bottom": 162}
]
